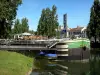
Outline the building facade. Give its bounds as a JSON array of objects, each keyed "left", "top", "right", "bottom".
[
  {"left": 58, "top": 25, "right": 87, "bottom": 39},
  {"left": 69, "top": 26, "right": 87, "bottom": 38}
]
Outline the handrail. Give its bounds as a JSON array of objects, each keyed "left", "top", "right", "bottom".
[{"left": 0, "top": 39, "right": 66, "bottom": 48}]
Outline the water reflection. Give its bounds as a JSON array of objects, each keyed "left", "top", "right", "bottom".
[
  {"left": 89, "top": 53, "right": 100, "bottom": 75},
  {"left": 30, "top": 49, "right": 100, "bottom": 75},
  {"left": 31, "top": 55, "right": 56, "bottom": 75},
  {"left": 31, "top": 55, "right": 90, "bottom": 75},
  {"left": 33, "top": 55, "right": 49, "bottom": 71}
]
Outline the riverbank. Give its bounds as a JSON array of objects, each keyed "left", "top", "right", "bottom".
[{"left": 0, "top": 51, "right": 33, "bottom": 75}]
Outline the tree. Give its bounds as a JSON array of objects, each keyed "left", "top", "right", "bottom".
[
  {"left": 12, "top": 18, "right": 29, "bottom": 34},
  {"left": 34, "top": 31, "right": 38, "bottom": 35},
  {"left": 28, "top": 30, "right": 34, "bottom": 34},
  {"left": 0, "top": 0, "right": 22, "bottom": 38},
  {"left": 21, "top": 18, "right": 29, "bottom": 33},
  {"left": 51, "top": 5, "right": 59, "bottom": 35},
  {"left": 37, "top": 9, "right": 45, "bottom": 35},
  {"left": 13, "top": 19, "right": 22, "bottom": 34},
  {"left": 87, "top": 0, "right": 100, "bottom": 42},
  {"left": 37, "top": 5, "right": 59, "bottom": 38}
]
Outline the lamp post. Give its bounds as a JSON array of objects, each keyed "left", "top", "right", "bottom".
[
  {"left": 81, "top": 32, "right": 87, "bottom": 61},
  {"left": 55, "top": 29, "right": 57, "bottom": 39},
  {"left": 55, "top": 26, "right": 59, "bottom": 39}
]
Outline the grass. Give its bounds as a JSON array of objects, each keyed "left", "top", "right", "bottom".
[
  {"left": 68, "top": 41, "right": 90, "bottom": 48},
  {"left": 0, "top": 50, "right": 33, "bottom": 75}
]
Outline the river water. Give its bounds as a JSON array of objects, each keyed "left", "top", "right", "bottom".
[
  {"left": 30, "top": 50, "right": 100, "bottom": 75},
  {"left": 30, "top": 56, "right": 90, "bottom": 75}
]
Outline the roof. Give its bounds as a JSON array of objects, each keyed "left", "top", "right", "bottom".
[
  {"left": 21, "top": 32, "right": 31, "bottom": 35},
  {"left": 69, "top": 26, "right": 84, "bottom": 32}
]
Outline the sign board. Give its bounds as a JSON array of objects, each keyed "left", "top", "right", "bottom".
[{"left": 63, "top": 14, "right": 67, "bottom": 29}]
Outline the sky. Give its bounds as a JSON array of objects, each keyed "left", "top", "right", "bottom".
[{"left": 16, "top": 0, "right": 94, "bottom": 31}]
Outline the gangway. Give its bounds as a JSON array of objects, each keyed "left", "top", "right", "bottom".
[
  {"left": 48, "top": 38, "right": 68, "bottom": 48},
  {"left": 48, "top": 41, "right": 59, "bottom": 48}
]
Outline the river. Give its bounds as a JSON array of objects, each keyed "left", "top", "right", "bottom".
[
  {"left": 30, "top": 56, "right": 90, "bottom": 75},
  {"left": 30, "top": 50, "right": 100, "bottom": 75}
]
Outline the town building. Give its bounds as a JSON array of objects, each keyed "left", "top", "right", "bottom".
[
  {"left": 69, "top": 26, "right": 87, "bottom": 38},
  {"left": 58, "top": 25, "right": 87, "bottom": 39}
]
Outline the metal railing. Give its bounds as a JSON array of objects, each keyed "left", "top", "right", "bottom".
[{"left": 0, "top": 39, "right": 61, "bottom": 48}]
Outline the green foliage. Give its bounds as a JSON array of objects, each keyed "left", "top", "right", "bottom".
[
  {"left": 13, "top": 19, "right": 22, "bottom": 34},
  {"left": 87, "top": 0, "right": 100, "bottom": 41},
  {"left": 13, "top": 18, "right": 29, "bottom": 34},
  {"left": 34, "top": 31, "right": 38, "bottom": 35},
  {"left": 56, "top": 31, "right": 60, "bottom": 39},
  {"left": 37, "top": 5, "right": 59, "bottom": 38},
  {"left": 0, "top": 0, "right": 22, "bottom": 38},
  {"left": 21, "top": 18, "right": 29, "bottom": 33},
  {"left": 28, "top": 30, "right": 34, "bottom": 34}
]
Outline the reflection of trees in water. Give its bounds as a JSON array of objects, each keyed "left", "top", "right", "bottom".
[
  {"left": 57, "top": 61, "right": 89, "bottom": 75},
  {"left": 33, "top": 55, "right": 97, "bottom": 75},
  {"left": 33, "top": 56, "right": 49, "bottom": 70},
  {"left": 33, "top": 56, "right": 58, "bottom": 75},
  {"left": 79, "top": 52, "right": 100, "bottom": 75},
  {"left": 33, "top": 56, "right": 68, "bottom": 75},
  {"left": 89, "top": 53, "right": 100, "bottom": 75}
]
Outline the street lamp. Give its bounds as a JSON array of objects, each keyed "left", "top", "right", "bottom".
[
  {"left": 81, "top": 35, "right": 87, "bottom": 61},
  {"left": 55, "top": 29, "right": 57, "bottom": 39},
  {"left": 55, "top": 26, "right": 59, "bottom": 39}
]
